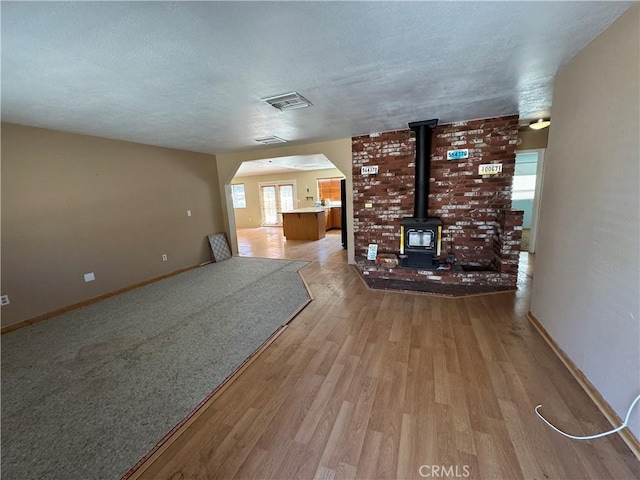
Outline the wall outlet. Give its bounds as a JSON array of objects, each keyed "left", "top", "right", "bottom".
[
  {"left": 84, "top": 272, "right": 95, "bottom": 282},
  {"left": 187, "top": 210, "right": 192, "bottom": 217},
  {"left": 0, "top": 295, "right": 10, "bottom": 306},
  {"left": 162, "top": 254, "right": 168, "bottom": 262}
]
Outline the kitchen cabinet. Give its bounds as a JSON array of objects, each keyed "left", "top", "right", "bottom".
[{"left": 325, "top": 207, "right": 342, "bottom": 231}]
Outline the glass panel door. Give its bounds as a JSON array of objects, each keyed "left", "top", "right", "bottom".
[
  {"left": 260, "top": 185, "right": 278, "bottom": 226},
  {"left": 260, "top": 182, "right": 296, "bottom": 226},
  {"left": 279, "top": 185, "right": 294, "bottom": 212}
]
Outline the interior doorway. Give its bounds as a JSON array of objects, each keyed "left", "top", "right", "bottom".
[
  {"left": 228, "top": 153, "right": 347, "bottom": 263},
  {"left": 259, "top": 181, "right": 295, "bottom": 226},
  {"left": 514, "top": 149, "right": 545, "bottom": 253}
]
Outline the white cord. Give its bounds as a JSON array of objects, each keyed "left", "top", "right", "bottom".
[{"left": 535, "top": 394, "right": 640, "bottom": 440}]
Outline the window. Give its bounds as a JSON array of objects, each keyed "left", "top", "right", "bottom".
[
  {"left": 513, "top": 152, "right": 539, "bottom": 201},
  {"left": 317, "top": 177, "right": 343, "bottom": 204},
  {"left": 231, "top": 184, "right": 246, "bottom": 208},
  {"left": 512, "top": 175, "right": 537, "bottom": 200}
]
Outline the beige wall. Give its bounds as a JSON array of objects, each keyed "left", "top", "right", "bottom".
[
  {"left": 530, "top": 5, "right": 639, "bottom": 437},
  {"left": 233, "top": 168, "right": 344, "bottom": 228},
  {"left": 1, "top": 123, "right": 224, "bottom": 327},
  {"left": 216, "top": 138, "right": 354, "bottom": 262},
  {"left": 517, "top": 128, "right": 549, "bottom": 150}
]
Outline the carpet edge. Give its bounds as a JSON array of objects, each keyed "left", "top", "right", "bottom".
[
  {"left": 121, "top": 323, "right": 290, "bottom": 480},
  {"left": 122, "top": 295, "right": 314, "bottom": 479}
]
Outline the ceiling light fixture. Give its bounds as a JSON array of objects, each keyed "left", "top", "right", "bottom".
[
  {"left": 529, "top": 118, "right": 551, "bottom": 130},
  {"left": 261, "top": 92, "right": 313, "bottom": 111},
  {"left": 254, "top": 136, "right": 287, "bottom": 145}
]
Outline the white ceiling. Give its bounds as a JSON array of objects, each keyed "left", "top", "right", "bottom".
[
  {"left": 234, "top": 154, "right": 336, "bottom": 178},
  {"left": 1, "top": 1, "right": 633, "bottom": 155}
]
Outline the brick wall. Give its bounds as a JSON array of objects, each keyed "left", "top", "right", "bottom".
[
  {"left": 352, "top": 115, "right": 524, "bottom": 289},
  {"left": 494, "top": 209, "right": 524, "bottom": 274}
]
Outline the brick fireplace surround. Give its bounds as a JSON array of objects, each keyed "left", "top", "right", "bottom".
[{"left": 352, "top": 115, "right": 524, "bottom": 295}]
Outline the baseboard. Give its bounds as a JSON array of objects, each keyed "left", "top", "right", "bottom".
[
  {"left": 527, "top": 311, "right": 640, "bottom": 460},
  {"left": 1, "top": 264, "right": 200, "bottom": 335}
]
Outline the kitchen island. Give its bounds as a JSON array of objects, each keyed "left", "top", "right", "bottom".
[{"left": 281, "top": 207, "right": 326, "bottom": 241}]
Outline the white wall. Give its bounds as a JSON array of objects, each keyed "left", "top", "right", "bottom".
[{"left": 531, "top": 5, "right": 639, "bottom": 437}]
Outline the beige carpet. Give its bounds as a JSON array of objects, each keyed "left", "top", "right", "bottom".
[{"left": 1, "top": 257, "right": 310, "bottom": 480}]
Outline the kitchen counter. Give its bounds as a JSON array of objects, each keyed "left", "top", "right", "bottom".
[
  {"left": 281, "top": 208, "right": 326, "bottom": 241},
  {"left": 280, "top": 207, "right": 326, "bottom": 214}
]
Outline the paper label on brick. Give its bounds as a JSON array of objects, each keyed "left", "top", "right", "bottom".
[
  {"left": 447, "top": 149, "right": 469, "bottom": 160},
  {"left": 361, "top": 165, "right": 379, "bottom": 175},
  {"left": 478, "top": 163, "right": 503, "bottom": 175}
]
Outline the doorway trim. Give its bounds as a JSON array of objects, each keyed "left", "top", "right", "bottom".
[{"left": 518, "top": 148, "right": 546, "bottom": 253}]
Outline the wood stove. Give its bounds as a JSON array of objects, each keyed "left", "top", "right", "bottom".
[
  {"left": 400, "top": 217, "right": 442, "bottom": 267},
  {"left": 400, "top": 119, "right": 442, "bottom": 268}
]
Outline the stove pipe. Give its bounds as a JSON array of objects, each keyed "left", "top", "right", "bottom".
[{"left": 408, "top": 119, "right": 438, "bottom": 220}]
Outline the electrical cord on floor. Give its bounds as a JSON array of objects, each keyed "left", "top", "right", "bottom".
[{"left": 535, "top": 394, "right": 640, "bottom": 440}]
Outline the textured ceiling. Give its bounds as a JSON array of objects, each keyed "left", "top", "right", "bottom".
[{"left": 1, "top": 1, "right": 633, "bottom": 155}]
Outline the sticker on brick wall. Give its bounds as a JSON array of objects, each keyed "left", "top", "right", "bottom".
[
  {"left": 447, "top": 149, "right": 469, "bottom": 160},
  {"left": 361, "top": 165, "right": 379, "bottom": 175},
  {"left": 367, "top": 244, "right": 378, "bottom": 261},
  {"left": 478, "top": 163, "right": 503, "bottom": 175}
]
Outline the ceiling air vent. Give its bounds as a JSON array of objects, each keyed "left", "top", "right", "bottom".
[
  {"left": 261, "top": 92, "right": 313, "bottom": 111},
  {"left": 255, "top": 136, "right": 288, "bottom": 145}
]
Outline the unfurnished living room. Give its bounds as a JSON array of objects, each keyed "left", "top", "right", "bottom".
[{"left": 1, "top": 2, "right": 639, "bottom": 479}]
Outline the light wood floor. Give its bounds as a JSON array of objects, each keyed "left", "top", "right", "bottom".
[
  {"left": 134, "top": 232, "right": 638, "bottom": 479},
  {"left": 237, "top": 227, "right": 347, "bottom": 264}
]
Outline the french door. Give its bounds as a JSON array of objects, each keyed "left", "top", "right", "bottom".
[{"left": 259, "top": 181, "right": 296, "bottom": 226}]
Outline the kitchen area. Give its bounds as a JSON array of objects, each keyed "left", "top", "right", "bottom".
[
  {"left": 281, "top": 203, "right": 343, "bottom": 241},
  {"left": 281, "top": 177, "right": 345, "bottom": 244},
  {"left": 231, "top": 157, "right": 347, "bottom": 255}
]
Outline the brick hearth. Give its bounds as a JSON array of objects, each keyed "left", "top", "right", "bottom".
[{"left": 352, "top": 116, "right": 524, "bottom": 291}]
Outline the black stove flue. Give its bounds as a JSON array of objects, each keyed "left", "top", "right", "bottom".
[
  {"left": 400, "top": 119, "right": 443, "bottom": 268},
  {"left": 410, "top": 119, "right": 437, "bottom": 220}
]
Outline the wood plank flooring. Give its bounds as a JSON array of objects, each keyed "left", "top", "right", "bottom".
[
  {"left": 132, "top": 230, "right": 638, "bottom": 479},
  {"left": 237, "top": 227, "right": 346, "bottom": 263}
]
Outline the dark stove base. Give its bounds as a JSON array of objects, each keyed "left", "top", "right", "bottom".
[
  {"left": 362, "top": 277, "right": 515, "bottom": 297},
  {"left": 399, "top": 252, "right": 441, "bottom": 269}
]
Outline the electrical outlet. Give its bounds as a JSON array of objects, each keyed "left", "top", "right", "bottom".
[
  {"left": 187, "top": 210, "right": 192, "bottom": 217},
  {"left": 84, "top": 272, "right": 95, "bottom": 282},
  {"left": 0, "top": 295, "right": 10, "bottom": 306},
  {"left": 162, "top": 254, "right": 168, "bottom": 262}
]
